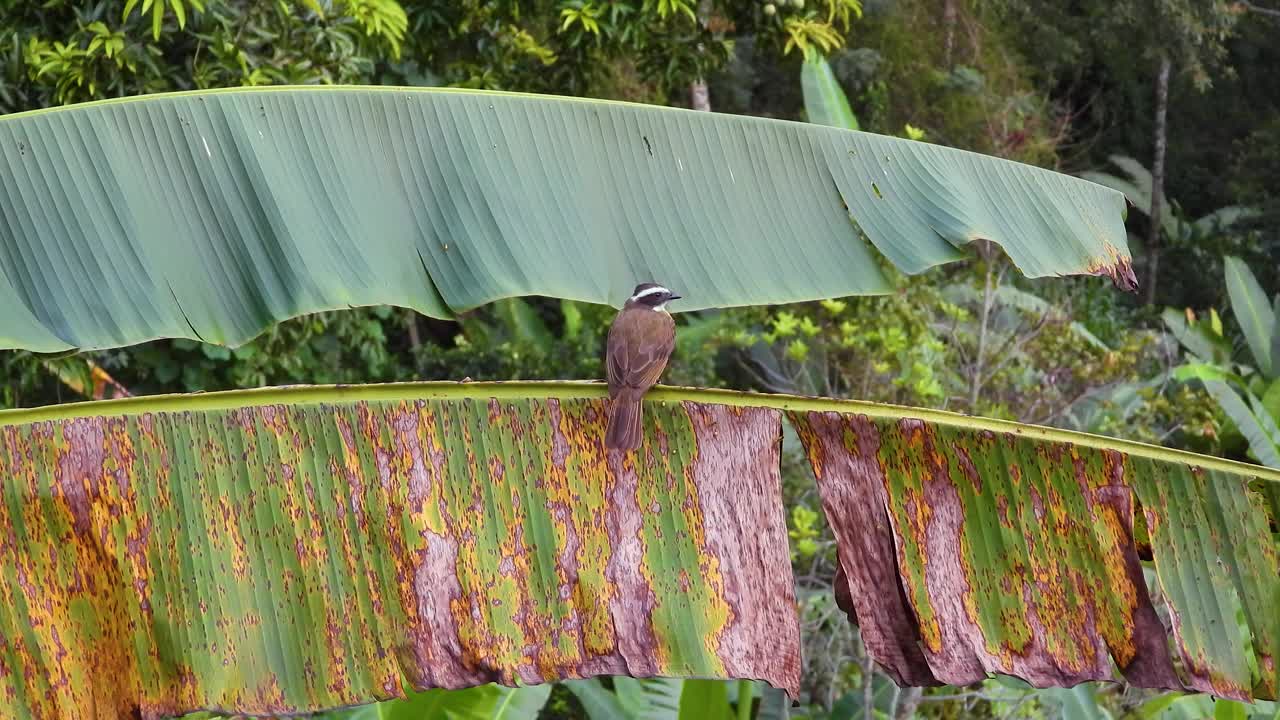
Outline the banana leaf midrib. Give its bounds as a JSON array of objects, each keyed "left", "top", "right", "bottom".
[{"left": 3, "top": 380, "right": 1275, "bottom": 484}]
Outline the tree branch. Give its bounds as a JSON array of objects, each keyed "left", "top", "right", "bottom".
[{"left": 1238, "top": 1, "right": 1280, "bottom": 18}]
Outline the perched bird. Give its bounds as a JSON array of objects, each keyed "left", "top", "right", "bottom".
[{"left": 605, "top": 282, "right": 680, "bottom": 451}]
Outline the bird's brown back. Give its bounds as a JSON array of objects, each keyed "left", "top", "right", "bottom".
[{"left": 607, "top": 307, "right": 675, "bottom": 398}]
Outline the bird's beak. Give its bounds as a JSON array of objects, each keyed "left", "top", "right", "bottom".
[{"left": 669, "top": 294, "right": 682, "bottom": 300}]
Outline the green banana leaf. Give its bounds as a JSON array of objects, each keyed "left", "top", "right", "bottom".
[
  {"left": 544, "top": 676, "right": 706, "bottom": 720},
  {"left": 677, "top": 679, "right": 734, "bottom": 720},
  {"left": 1079, "top": 155, "right": 1157, "bottom": 211},
  {"left": 1171, "top": 363, "right": 1246, "bottom": 386},
  {"left": 1203, "top": 379, "right": 1280, "bottom": 468},
  {"left": 1138, "top": 693, "right": 1279, "bottom": 720},
  {"left": 1043, "top": 684, "right": 1114, "bottom": 720},
  {"left": 801, "top": 47, "right": 859, "bottom": 131},
  {"left": 563, "top": 678, "right": 633, "bottom": 719},
  {"left": 0, "top": 87, "right": 1134, "bottom": 352},
  {"left": 621, "top": 677, "right": 684, "bottom": 720},
  {"left": 1263, "top": 380, "right": 1280, "bottom": 428},
  {"left": 1272, "top": 295, "right": 1280, "bottom": 380},
  {"left": 1225, "top": 257, "right": 1275, "bottom": 378},
  {"left": 329, "top": 683, "right": 551, "bottom": 720},
  {"left": 1, "top": 381, "right": 1277, "bottom": 719},
  {"left": 1162, "top": 308, "right": 1233, "bottom": 366}
]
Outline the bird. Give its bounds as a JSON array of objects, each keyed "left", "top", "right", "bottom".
[{"left": 604, "top": 282, "right": 681, "bottom": 451}]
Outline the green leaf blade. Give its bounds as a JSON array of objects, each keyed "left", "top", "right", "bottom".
[
  {"left": 563, "top": 679, "right": 631, "bottom": 720},
  {"left": 678, "top": 679, "right": 732, "bottom": 720},
  {"left": 800, "top": 47, "right": 859, "bottom": 131},
  {"left": 1270, "top": 294, "right": 1280, "bottom": 381},
  {"left": 0, "top": 87, "right": 1133, "bottom": 352},
  {"left": 1204, "top": 380, "right": 1280, "bottom": 468},
  {"left": 1163, "top": 308, "right": 1232, "bottom": 365},
  {"left": 1225, "top": 256, "right": 1275, "bottom": 378}
]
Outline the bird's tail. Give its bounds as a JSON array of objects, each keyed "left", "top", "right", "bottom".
[{"left": 605, "top": 393, "right": 644, "bottom": 451}]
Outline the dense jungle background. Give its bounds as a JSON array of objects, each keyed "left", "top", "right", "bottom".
[{"left": 2, "top": 0, "right": 1279, "bottom": 718}]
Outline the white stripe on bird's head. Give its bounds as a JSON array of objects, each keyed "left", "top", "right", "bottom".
[{"left": 631, "top": 285, "right": 671, "bottom": 301}]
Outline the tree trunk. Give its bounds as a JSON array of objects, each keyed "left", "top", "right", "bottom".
[
  {"left": 690, "top": 0, "right": 712, "bottom": 111},
  {"left": 943, "top": 0, "right": 958, "bottom": 65},
  {"left": 895, "top": 687, "right": 924, "bottom": 720},
  {"left": 402, "top": 308, "right": 422, "bottom": 373},
  {"left": 1144, "top": 55, "right": 1171, "bottom": 305},
  {"left": 690, "top": 80, "right": 711, "bottom": 111},
  {"left": 403, "top": 308, "right": 421, "bottom": 351}
]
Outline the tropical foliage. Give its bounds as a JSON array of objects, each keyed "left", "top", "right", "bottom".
[{"left": 1163, "top": 258, "right": 1280, "bottom": 467}]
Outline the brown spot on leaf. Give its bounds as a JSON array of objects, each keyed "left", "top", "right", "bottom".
[
  {"left": 792, "top": 410, "right": 1197, "bottom": 698},
  {"left": 793, "top": 412, "right": 939, "bottom": 687}
]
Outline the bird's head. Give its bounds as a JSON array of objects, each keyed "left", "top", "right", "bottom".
[{"left": 626, "top": 282, "right": 681, "bottom": 312}]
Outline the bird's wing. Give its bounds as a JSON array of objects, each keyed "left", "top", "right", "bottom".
[
  {"left": 606, "top": 320, "right": 626, "bottom": 395},
  {"left": 632, "top": 317, "right": 675, "bottom": 389},
  {"left": 608, "top": 311, "right": 675, "bottom": 395}
]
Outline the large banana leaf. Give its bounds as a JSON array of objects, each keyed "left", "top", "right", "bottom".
[
  {"left": 791, "top": 405, "right": 1279, "bottom": 702},
  {"left": 0, "top": 383, "right": 800, "bottom": 718},
  {"left": 1, "top": 382, "right": 1276, "bottom": 719},
  {"left": 0, "top": 87, "right": 1134, "bottom": 352}
]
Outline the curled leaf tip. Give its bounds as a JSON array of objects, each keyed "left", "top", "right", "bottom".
[
  {"left": 1109, "top": 257, "right": 1139, "bottom": 293},
  {"left": 1089, "top": 256, "right": 1139, "bottom": 293}
]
